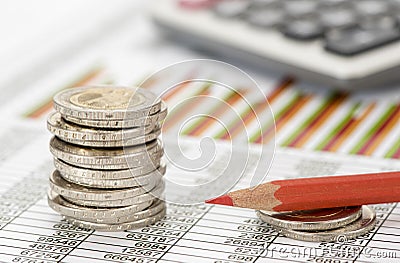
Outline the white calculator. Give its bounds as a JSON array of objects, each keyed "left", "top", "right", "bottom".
[{"left": 151, "top": 0, "right": 400, "bottom": 89}]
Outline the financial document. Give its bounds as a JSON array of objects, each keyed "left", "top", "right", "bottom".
[
  {"left": 1, "top": 1, "right": 400, "bottom": 262},
  {"left": 0, "top": 121, "right": 399, "bottom": 263}
]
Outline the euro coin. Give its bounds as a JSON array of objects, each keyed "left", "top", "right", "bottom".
[
  {"left": 257, "top": 206, "right": 362, "bottom": 231},
  {"left": 53, "top": 158, "right": 161, "bottom": 180},
  {"left": 63, "top": 101, "right": 167, "bottom": 128},
  {"left": 273, "top": 206, "right": 376, "bottom": 242},
  {"left": 64, "top": 208, "right": 166, "bottom": 231},
  {"left": 49, "top": 136, "right": 163, "bottom": 169},
  {"left": 49, "top": 170, "right": 160, "bottom": 201},
  {"left": 53, "top": 86, "right": 161, "bottom": 120}
]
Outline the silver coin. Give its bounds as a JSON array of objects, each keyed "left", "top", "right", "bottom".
[
  {"left": 63, "top": 208, "right": 166, "bottom": 231},
  {"left": 53, "top": 158, "right": 160, "bottom": 180},
  {"left": 47, "top": 190, "right": 153, "bottom": 219},
  {"left": 64, "top": 199, "right": 165, "bottom": 224},
  {"left": 49, "top": 135, "right": 161, "bottom": 157},
  {"left": 65, "top": 183, "right": 165, "bottom": 207},
  {"left": 60, "top": 164, "right": 166, "bottom": 189},
  {"left": 60, "top": 127, "right": 161, "bottom": 148},
  {"left": 82, "top": 200, "right": 166, "bottom": 224},
  {"left": 49, "top": 170, "right": 161, "bottom": 201},
  {"left": 257, "top": 206, "right": 362, "bottom": 231},
  {"left": 47, "top": 111, "right": 156, "bottom": 142},
  {"left": 53, "top": 86, "right": 161, "bottom": 120},
  {"left": 63, "top": 101, "right": 167, "bottom": 128},
  {"left": 49, "top": 137, "right": 163, "bottom": 170},
  {"left": 274, "top": 206, "right": 376, "bottom": 242}
]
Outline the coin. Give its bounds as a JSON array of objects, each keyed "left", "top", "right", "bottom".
[
  {"left": 53, "top": 86, "right": 161, "bottom": 120},
  {"left": 65, "top": 183, "right": 165, "bottom": 207},
  {"left": 53, "top": 158, "right": 161, "bottom": 180},
  {"left": 51, "top": 194, "right": 166, "bottom": 224},
  {"left": 82, "top": 200, "right": 166, "bottom": 224},
  {"left": 63, "top": 101, "right": 167, "bottom": 128},
  {"left": 47, "top": 111, "right": 156, "bottom": 142},
  {"left": 60, "top": 164, "right": 166, "bottom": 189},
  {"left": 49, "top": 170, "right": 161, "bottom": 201},
  {"left": 48, "top": 85, "right": 166, "bottom": 231},
  {"left": 257, "top": 206, "right": 362, "bottom": 231},
  {"left": 274, "top": 206, "right": 376, "bottom": 242},
  {"left": 47, "top": 190, "right": 153, "bottom": 218},
  {"left": 49, "top": 137, "right": 163, "bottom": 169},
  {"left": 64, "top": 208, "right": 166, "bottom": 231},
  {"left": 59, "top": 127, "right": 162, "bottom": 148}
]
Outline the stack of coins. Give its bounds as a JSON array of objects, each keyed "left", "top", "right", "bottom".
[
  {"left": 257, "top": 205, "right": 376, "bottom": 242},
  {"left": 46, "top": 85, "right": 167, "bottom": 231}
]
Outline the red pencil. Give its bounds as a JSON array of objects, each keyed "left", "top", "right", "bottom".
[{"left": 205, "top": 171, "right": 400, "bottom": 212}]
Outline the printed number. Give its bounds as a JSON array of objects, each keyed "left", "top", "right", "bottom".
[
  {"left": 104, "top": 253, "right": 156, "bottom": 262},
  {"left": 36, "top": 237, "right": 78, "bottom": 246},
  {"left": 12, "top": 257, "right": 52, "bottom": 263},
  {"left": 227, "top": 254, "right": 254, "bottom": 262},
  {"left": 52, "top": 231, "right": 87, "bottom": 239}
]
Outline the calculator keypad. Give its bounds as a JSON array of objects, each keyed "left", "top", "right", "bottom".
[{"left": 181, "top": 0, "right": 400, "bottom": 56}]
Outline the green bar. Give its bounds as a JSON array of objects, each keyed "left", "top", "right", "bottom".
[
  {"left": 22, "top": 65, "right": 103, "bottom": 118},
  {"left": 385, "top": 137, "right": 400, "bottom": 158},
  {"left": 167, "top": 83, "right": 211, "bottom": 134},
  {"left": 213, "top": 105, "right": 252, "bottom": 139},
  {"left": 181, "top": 85, "right": 231, "bottom": 135},
  {"left": 315, "top": 103, "right": 360, "bottom": 151},
  {"left": 281, "top": 94, "right": 335, "bottom": 147},
  {"left": 350, "top": 104, "right": 397, "bottom": 154},
  {"left": 248, "top": 92, "right": 301, "bottom": 143}
]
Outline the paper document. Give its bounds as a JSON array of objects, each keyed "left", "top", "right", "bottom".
[{"left": 0, "top": 122, "right": 399, "bottom": 263}]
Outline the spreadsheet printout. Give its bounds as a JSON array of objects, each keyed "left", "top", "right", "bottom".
[
  {"left": 0, "top": 122, "right": 399, "bottom": 263},
  {"left": 0, "top": 1, "right": 399, "bottom": 262}
]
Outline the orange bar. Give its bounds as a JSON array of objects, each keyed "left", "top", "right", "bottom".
[
  {"left": 26, "top": 67, "right": 104, "bottom": 119},
  {"left": 329, "top": 104, "right": 376, "bottom": 151}
]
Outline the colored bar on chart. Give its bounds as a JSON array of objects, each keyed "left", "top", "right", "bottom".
[
  {"left": 23, "top": 66, "right": 104, "bottom": 119},
  {"left": 315, "top": 103, "right": 361, "bottom": 151},
  {"left": 356, "top": 104, "right": 400, "bottom": 155},
  {"left": 162, "top": 83, "right": 211, "bottom": 132},
  {"left": 350, "top": 104, "right": 399, "bottom": 155},
  {"left": 216, "top": 77, "right": 293, "bottom": 141},
  {"left": 282, "top": 93, "right": 347, "bottom": 148},
  {"left": 182, "top": 89, "right": 247, "bottom": 136},
  {"left": 161, "top": 76, "right": 197, "bottom": 102},
  {"left": 393, "top": 148, "right": 400, "bottom": 159},
  {"left": 254, "top": 93, "right": 313, "bottom": 144},
  {"left": 385, "top": 137, "right": 400, "bottom": 159}
]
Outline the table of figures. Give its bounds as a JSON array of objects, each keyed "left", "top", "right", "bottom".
[{"left": 0, "top": 129, "right": 399, "bottom": 263}]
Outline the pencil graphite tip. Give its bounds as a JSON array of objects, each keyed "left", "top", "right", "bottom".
[{"left": 205, "top": 194, "right": 234, "bottom": 206}]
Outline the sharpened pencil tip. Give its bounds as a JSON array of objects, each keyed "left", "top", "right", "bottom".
[{"left": 205, "top": 194, "right": 234, "bottom": 206}]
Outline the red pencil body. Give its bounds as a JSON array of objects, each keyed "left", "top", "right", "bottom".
[
  {"left": 206, "top": 171, "right": 400, "bottom": 212},
  {"left": 272, "top": 171, "right": 400, "bottom": 211}
]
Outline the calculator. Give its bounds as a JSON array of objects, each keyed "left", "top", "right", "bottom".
[{"left": 151, "top": 0, "right": 400, "bottom": 89}]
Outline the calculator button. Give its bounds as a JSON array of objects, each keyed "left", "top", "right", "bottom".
[
  {"left": 352, "top": 0, "right": 389, "bottom": 16},
  {"left": 213, "top": 0, "right": 249, "bottom": 18},
  {"left": 283, "top": 19, "right": 324, "bottom": 40},
  {"left": 245, "top": 9, "right": 286, "bottom": 28},
  {"left": 359, "top": 16, "right": 397, "bottom": 30},
  {"left": 318, "top": 0, "right": 351, "bottom": 8},
  {"left": 283, "top": 0, "right": 318, "bottom": 18},
  {"left": 319, "top": 8, "right": 357, "bottom": 29},
  {"left": 325, "top": 27, "right": 400, "bottom": 55},
  {"left": 250, "top": 0, "right": 279, "bottom": 8}
]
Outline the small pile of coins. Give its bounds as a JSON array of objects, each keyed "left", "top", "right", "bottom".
[
  {"left": 257, "top": 206, "right": 376, "bottom": 242},
  {"left": 47, "top": 85, "right": 167, "bottom": 231}
]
